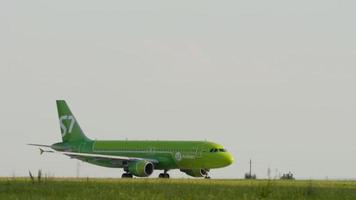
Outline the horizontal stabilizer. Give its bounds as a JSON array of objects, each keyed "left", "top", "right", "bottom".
[{"left": 28, "top": 143, "right": 52, "bottom": 148}]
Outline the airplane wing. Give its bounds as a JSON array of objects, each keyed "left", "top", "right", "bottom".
[
  {"left": 28, "top": 144, "right": 158, "bottom": 164},
  {"left": 58, "top": 151, "right": 159, "bottom": 164}
]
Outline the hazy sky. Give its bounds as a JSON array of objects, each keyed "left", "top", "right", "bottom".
[{"left": 1, "top": 0, "right": 356, "bottom": 179}]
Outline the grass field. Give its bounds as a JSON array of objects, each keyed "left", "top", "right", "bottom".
[{"left": 1, "top": 178, "right": 356, "bottom": 200}]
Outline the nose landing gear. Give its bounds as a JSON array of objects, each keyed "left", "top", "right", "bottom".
[{"left": 204, "top": 169, "right": 211, "bottom": 179}]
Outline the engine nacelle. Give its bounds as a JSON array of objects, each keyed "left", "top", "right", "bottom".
[
  {"left": 128, "top": 160, "right": 154, "bottom": 177},
  {"left": 180, "top": 169, "right": 208, "bottom": 177}
]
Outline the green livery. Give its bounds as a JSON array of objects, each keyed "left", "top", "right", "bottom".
[{"left": 30, "top": 100, "right": 234, "bottom": 178}]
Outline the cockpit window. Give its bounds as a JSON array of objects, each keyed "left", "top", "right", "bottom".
[
  {"left": 210, "top": 148, "right": 226, "bottom": 153},
  {"left": 219, "top": 148, "right": 226, "bottom": 152},
  {"left": 210, "top": 148, "right": 227, "bottom": 153}
]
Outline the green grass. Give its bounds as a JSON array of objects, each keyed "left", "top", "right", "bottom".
[{"left": 1, "top": 178, "right": 356, "bottom": 200}]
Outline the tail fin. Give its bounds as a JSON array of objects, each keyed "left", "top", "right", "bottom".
[{"left": 56, "top": 100, "right": 90, "bottom": 142}]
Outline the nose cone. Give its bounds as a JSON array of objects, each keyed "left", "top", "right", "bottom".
[{"left": 222, "top": 153, "right": 234, "bottom": 166}]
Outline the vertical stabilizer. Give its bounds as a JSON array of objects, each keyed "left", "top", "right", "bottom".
[{"left": 56, "top": 100, "right": 90, "bottom": 142}]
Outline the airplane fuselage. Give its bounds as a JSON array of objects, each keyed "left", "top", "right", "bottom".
[{"left": 52, "top": 140, "right": 234, "bottom": 170}]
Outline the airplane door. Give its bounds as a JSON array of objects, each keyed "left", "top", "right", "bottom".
[
  {"left": 195, "top": 145, "right": 203, "bottom": 158},
  {"left": 149, "top": 147, "right": 156, "bottom": 155}
]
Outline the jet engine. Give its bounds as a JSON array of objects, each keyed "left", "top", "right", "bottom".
[
  {"left": 180, "top": 169, "right": 208, "bottom": 177},
  {"left": 128, "top": 160, "right": 154, "bottom": 177}
]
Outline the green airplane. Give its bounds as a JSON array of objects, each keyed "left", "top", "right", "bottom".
[{"left": 29, "top": 100, "right": 234, "bottom": 178}]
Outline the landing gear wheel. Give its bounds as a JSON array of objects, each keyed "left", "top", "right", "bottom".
[
  {"left": 158, "top": 170, "right": 170, "bottom": 178},
  {"left": 122, "top": 173, "right": 133, "bottom": 178},
  {"left": 204, "top": 170, "right": 211, "bottom": 179},
  {"left": 158, "top": 173, "right": 170, "bottom": 178},
  {"left": 201, "top": 169, "right": 210, "bottom": 179}
]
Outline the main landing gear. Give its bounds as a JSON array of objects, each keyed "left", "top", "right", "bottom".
[
  {"left": 122, "top": 167, "right": 133, "bottom": 178},
  {"left": 121, "top": 173, "right": 133, "bottom": 178},
  {"left": 158, "top": 170, "right": 170, "bottom": 178}
]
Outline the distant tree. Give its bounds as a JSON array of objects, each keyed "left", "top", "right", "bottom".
[{"left": 280, "top": 172, "right": 295, "bottom": 180}]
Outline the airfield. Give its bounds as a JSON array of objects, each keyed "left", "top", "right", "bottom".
[{"left": 1, "top": 178, "right": 356, "bottom": 200}]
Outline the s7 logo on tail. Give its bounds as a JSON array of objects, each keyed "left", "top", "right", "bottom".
[{"left": 59, "top": 115, "right": 76, "bottom": 136}]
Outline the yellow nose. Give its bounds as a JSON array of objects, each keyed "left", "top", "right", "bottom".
[{"left": 222, "top": 153, "right": 234, "bottom": 166}]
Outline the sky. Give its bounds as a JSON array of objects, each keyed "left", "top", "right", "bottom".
[{"left": 1, "top": 0, "right": 356, "bottom": 179}]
